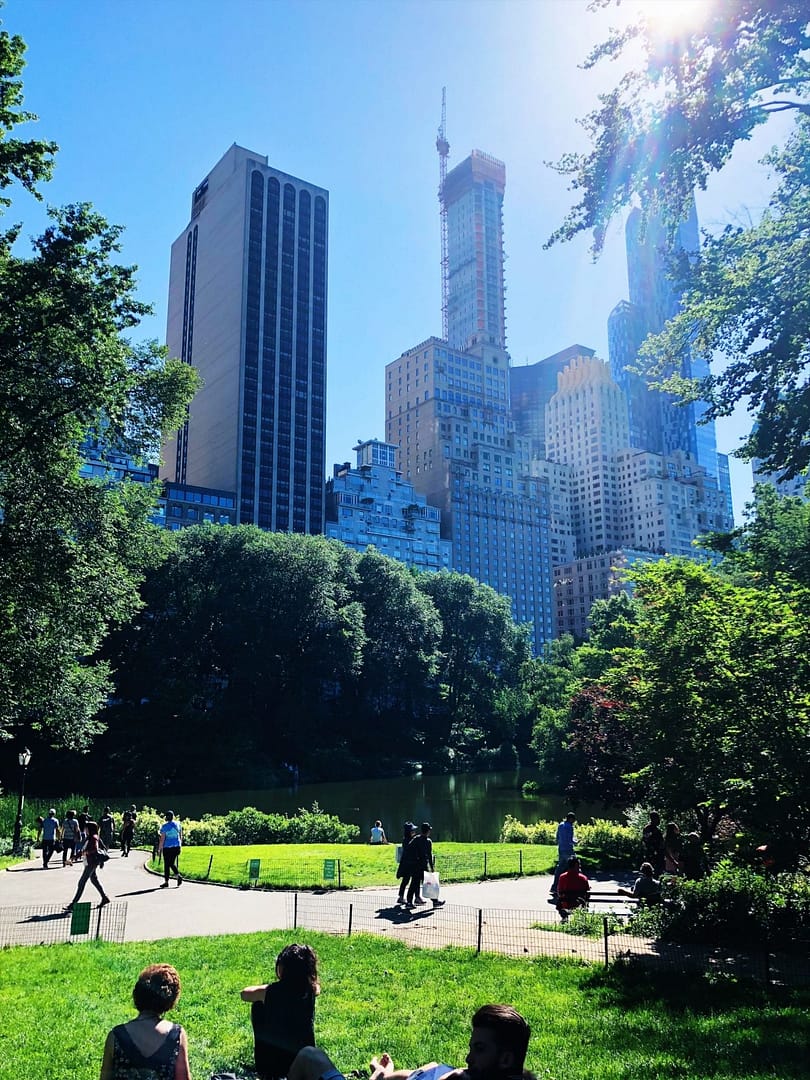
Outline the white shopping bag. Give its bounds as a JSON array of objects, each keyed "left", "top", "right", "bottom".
[{"left": 422, "top": 871, "right": 440, "bottom": 900}]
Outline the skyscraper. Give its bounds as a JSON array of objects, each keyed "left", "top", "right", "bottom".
[
  {"left": 162, "top": 144, "right": 328, "bottom": 533},
  {"left": 444, "top": 150, "right": 506, "bottom": 350},
  {"left": 608, "top": 203, "right": 721, "bottom": 489},
  {"left": 510, "top": 344, "right": 596, "bottom": 461}
]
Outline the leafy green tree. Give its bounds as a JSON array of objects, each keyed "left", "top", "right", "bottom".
[
  {"left": 710, "top": 483, "right": 810, "bottom": 588},
  {"left": 0, "top": 27, "right": 199, "bottom": 749},
  {"left": 343, "top": 548, "right": 441, "bottom": 755},
  {"left": 586, "top": 560, "right": 810, "bottom": 853},
  {"left": 417, "top": 572, "right": 531, "bottom": 764},
  {"left": 99, "top": 528, "right": 366, "bottom": 787},
  {"left": 548, "top": 1, "right": 810, "bottom": 479}
]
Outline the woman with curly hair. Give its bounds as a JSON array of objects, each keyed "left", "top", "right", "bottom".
[
  {"left": 100, "top": 963, "right": 191, "bottom": 1079},
  {"left": 241, "top": 943, "right": 320, "bottom": 1080}
]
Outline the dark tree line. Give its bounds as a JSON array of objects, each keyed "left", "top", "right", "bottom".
[{"left": 46, "top": 528, "right": 532, "bottom": 792}]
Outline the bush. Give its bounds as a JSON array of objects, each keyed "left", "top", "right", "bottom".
[
  {"left": 500, "top": 815, "right": 637, "bottom": 866},
  {"left": 655, "top": 860, "right": 810, "bottom": 948},
  {"left": 139, "top": 803, "right": 359, "bottom": 847}
]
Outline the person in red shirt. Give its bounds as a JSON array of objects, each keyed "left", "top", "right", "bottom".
[{"left": 555, "top": 856, "right": 590, "bottom": 921}]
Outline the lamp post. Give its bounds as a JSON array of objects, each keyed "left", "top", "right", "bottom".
[{"left": 11, "top": 747, "right": 32, "bottom": 855}]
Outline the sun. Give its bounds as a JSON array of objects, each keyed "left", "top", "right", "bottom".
[{"left": 639, "top": 0, "right": 710, "bottom": 35}]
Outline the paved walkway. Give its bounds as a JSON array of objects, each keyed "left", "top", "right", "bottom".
[{"left": 2, "top": 851, "right": 632, "bottom": 943}]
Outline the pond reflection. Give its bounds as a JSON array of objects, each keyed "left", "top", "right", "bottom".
[{"left": 121, "top": 770, "right": 618, "bottom": 842}]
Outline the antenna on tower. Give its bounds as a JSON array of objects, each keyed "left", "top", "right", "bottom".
[{"left": 436, "top": 87, "right": 450, "bottom": 341}]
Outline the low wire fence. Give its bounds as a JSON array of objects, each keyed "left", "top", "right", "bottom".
[
  {"left": 283, "top": 891, "right": 810, "bottom": 988},
  {"left": 0, "top": 901, "right": 127, "bottom": 947},
  {"left": 187, "top": 848, "right": 554, "bottom": 890}
]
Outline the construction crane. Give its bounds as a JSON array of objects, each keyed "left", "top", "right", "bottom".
[{"left": 436, "top": 87, "right": 450, "bottom": 342}]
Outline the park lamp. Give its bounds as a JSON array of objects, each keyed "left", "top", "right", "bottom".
[{"left": 18, "top": 747, "right": 31, "bottom": 769}]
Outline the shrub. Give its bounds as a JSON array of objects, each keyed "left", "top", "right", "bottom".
[{"left": 500, "top": 815, "right": 637, "bottom": 867}]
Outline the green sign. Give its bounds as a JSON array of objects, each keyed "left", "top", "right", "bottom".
[
  {"left": 248, "top": 859, "right": 261, "bottom": 881},
  {"left": 69, "top": 902, "right": 92, "bottom": 936},
  {"left": 323, "top": 859, "right": 336, "bottom": 881}
]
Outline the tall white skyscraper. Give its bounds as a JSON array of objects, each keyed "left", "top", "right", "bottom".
[{"left": 163, "top": 144, "right": 328, "bottom": 533}]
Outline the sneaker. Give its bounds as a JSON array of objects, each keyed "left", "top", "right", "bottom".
[
  {"left": 176, "top": 876, "right": 183, "bottom": 887},
  {"left": 64, "top": 903, "right": 74, "bottom": 912},
  {"left": 404, "top": 901, "right": 414, "bottom": 908},
  {"left": 414, "top": 898, "right": 427, "bottom": 905},
  {"left": 432, "top": 899, "right": 445, "bottom": 908},
  {"left": 99, "top": 897, "right": 111, "bottom": 907},
  {"left": 160, "top": 882, "right": 169, "bottom": 889}
]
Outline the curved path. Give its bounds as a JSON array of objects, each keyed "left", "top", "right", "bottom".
[{"left": 3, "top": 851, "right": 629, "bottom": 943}]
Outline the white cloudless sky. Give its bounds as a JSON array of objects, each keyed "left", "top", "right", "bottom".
[{"left": 6, "top": 0, "right": 788, "bottom": 521}]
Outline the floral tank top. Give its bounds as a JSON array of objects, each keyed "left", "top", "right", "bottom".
[{"left": 110, "top": 1022, "right": 181, "bottom": 1079}]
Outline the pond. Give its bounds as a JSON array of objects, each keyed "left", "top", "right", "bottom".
[{"left": 119, "top": 769, "right": 619, "bottom": 842}]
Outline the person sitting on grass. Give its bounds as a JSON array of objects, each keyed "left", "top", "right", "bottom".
[
  {"left": 100, "top": 963, "right": 191, "bottom": 1080},
  {"left": 618, "top": 861, "right": 662, "bottom": 905},
  {"left": 289, "top": 1004, "right": 532, "bottom": 1080},
  {"left": 241, "top": 943, "right": 320, "bottom": 1080},
  {"left": 555, "top": 856, "right": 590, "bottom": 922}
]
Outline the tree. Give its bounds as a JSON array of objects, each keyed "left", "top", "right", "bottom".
[
  {"left": 343, "top": 548, "right": 441, "bottom": 756},
  {"left": 589, "top": 560, "right": 810, "bottom": 853},
  {"left": 99, "top": 528, "right": 366, "bottom": 787},
  {"left": 417, "top": 572, "right": 531, "bottom": 765},
  {"left": 0, "top": 27, "right": 199, "bottom": 749},
  {"left": 548, "top": 1, "right": 810, "bottom": 479},
  {"left": 709, "top": 482, "right": 810, "bottom": 588}
]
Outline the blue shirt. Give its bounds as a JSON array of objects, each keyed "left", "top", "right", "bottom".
[
  {"left": 556, "top": 819, "right": 575, "bottom": 857},
  {"left": 42, "top": 816, "right": 59, "bottom": 841},
  {"left": 159, "top": 820, "right": 182, "bottom": 848}
]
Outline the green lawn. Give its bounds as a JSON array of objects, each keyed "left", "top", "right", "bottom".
[
  {"left": 1, "top": 931, "right": 807, "bottom": 1079},
  {"left": 149, "top": 841, "right": 557, "bottom": 888}
]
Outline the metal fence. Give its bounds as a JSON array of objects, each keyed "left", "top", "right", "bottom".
[
  {"left": 284, "top": 891, "right": 810, "bottom": 987},
  {"left": 0, "top": 901, "right": 127, "bottom": 947},
  {"left": 200, "top": 848, "right": 554, "bottom": 890}
]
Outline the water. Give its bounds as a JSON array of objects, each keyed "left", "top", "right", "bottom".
[{"left": 119, "top": 770, "right": 617, "bottom": 842}]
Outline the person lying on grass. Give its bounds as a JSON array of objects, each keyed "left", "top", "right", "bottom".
[{"left": 288, "top": 1004, "right": 532, "bottom": 1080}]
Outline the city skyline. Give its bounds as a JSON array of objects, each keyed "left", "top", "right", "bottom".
[{"left": 7, "top": 0, "right": 788, "bottom": 522}]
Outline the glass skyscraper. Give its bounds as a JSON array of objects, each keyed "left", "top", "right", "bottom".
[
  {"left": 163, "top": 145, "right": 328, "bottom": 533},
  {"left": 608, "top": 202, "right": 721, "bottom": 491}
]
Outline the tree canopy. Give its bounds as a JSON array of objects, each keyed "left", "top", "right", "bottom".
[
  {"left": 549, "top": 1, "right": 810, "bottom": 480},
  {"left": 0, "top": 25, "right": 199, "bottom": 751}
]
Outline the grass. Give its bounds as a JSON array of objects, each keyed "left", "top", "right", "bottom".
[
  {"left": 0, "top": 931, "right": 807, "bottom": 1080},
  {"left": 147, "top": 842, "right": 557, "bottom": 888}
]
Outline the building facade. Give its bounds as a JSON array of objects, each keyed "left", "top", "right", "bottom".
[
  {"left": 325, "top": 439, "right": 450, "bottom": 571},
  {"left": 510, "top": 344, "right": 595, "bottom": 462},
  {"left": 162, "top": 144, "right": 328, "bottom": 534},
  {"left": 443, "top": 151, "right": 507, "bottom": 351},
  {"left": 553, "top": 549, "right": 661, "bottom": 640},
  {"left": 385, "top": 335, "right": 553, "bottom": 648},
  {"left": 608, "top": 204, "right": 722, "bottom": 493}
]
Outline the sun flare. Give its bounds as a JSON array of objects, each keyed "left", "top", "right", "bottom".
[{"left": 640, "top": 0, "right": 709, "bottom": 35}]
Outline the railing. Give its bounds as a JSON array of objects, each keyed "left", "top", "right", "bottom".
[
  {"left": 0, "top": 901, "right": 127, "bottom": 946},
  {"left": 285, "top": 892, "right": 810, "bottom": 987},
  {"left": 193, "top": 848, "right": 553, "bottom": 890}
]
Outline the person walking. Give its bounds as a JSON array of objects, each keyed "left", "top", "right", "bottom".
[
  {"left": 66, "top": 821, "right": 110, "bottom": 909},
  {"left": 395, "top": 822, "right": 417, "bottom": 905},
  {"left": 551, "top": 812, "right": 577, "bottom": 896},
  {"left": 41, "top": 808, "right": 60, "bottom": 869},
  {"left": 405, "top": 822, "right": 444, "bottom": 909},
  {"left": 120, "top": 811, "right": 135, "bottom": 857},
  {"left": 158, "top": 811, "right": 183, "bottom": 888},
  {"left": 61, "top": 809, "right": 81, "bottom": 866},
  {"left": 99, "top": 806, "right": 116, "bottom": 851}
]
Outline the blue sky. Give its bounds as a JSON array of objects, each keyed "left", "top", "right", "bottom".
[{"left": 6, "top": 0, "right": 786, "bottom": 520}]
